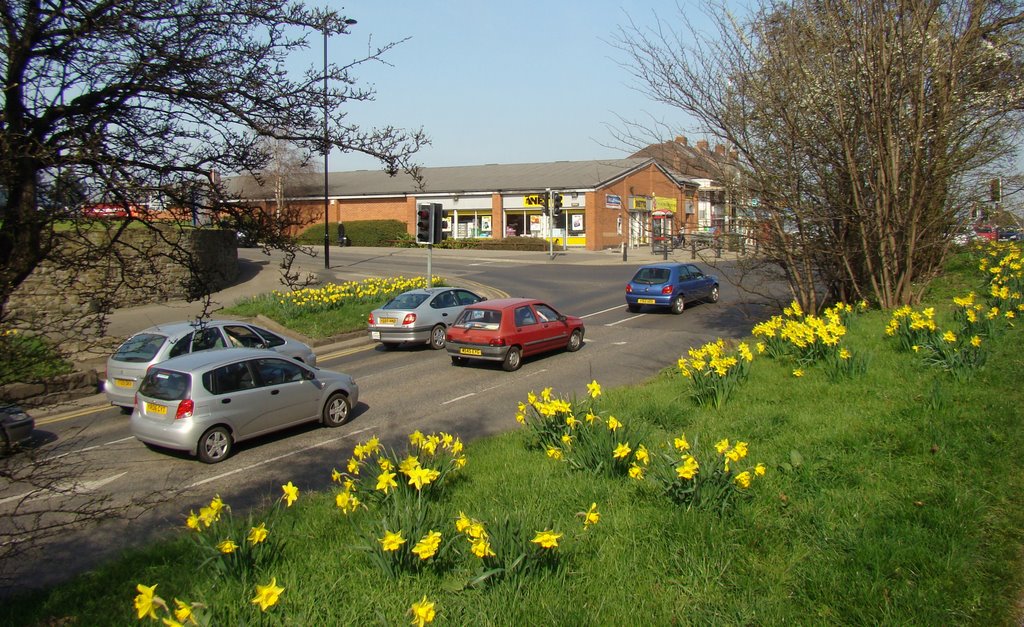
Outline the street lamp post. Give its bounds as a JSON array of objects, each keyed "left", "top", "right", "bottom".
[{"left": 322, "top": 25, "right": 330, "bottom": 269}]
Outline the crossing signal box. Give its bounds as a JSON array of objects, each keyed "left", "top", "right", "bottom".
[
  {"left": 416, "top": 203, "right": 446, "bottom": 245},
  {"left": 415, "top": 205, "right": 432, "bottom": 244},
  {"left": 552, "top": 193, "right": 563, "bottom": 218}
]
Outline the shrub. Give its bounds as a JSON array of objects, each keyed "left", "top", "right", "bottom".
[{"left": 297, "top": 220, "right": 411, "bottom": 247}]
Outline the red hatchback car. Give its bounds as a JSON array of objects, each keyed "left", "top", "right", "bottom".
[{"left": 445, "top": 298, "right": 585, "bottom": 371}]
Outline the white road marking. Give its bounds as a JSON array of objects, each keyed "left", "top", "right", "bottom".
[
  {"left": 43, "top": 436, "right": 136, "bottom": 462},
  {"left": 443, "top": 393, "right": 476, "bottom": 405},
  {"left": 0, "top": 471, "right": 128, "bottom": 507},
  {"left": 581, "top": 305, "right": 628, "bottom": 319},
  {"left": 184, "top": 427, "right": 372, "bottom": 489},
  {"left": 605, "top": 314, "right": 646, "bottom": 326}
]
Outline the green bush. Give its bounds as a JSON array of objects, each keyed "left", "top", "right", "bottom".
[
  {"left": 297, "top": 220, "right": 411, "bottom": 247},
  {"left": 434, "top": 237, "right": 549, "bottom": 252}
]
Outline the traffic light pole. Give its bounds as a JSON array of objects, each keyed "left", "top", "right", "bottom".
[{"left": 547, "top": 188, "right": 554, "bottom": 260}]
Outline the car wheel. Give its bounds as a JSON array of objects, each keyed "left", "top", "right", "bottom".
[
  {"left": 670, "top": 295, "right": 685, "bottom": 315},
  {"left": 450, "top": 355, "right": 465, "bottom": 366},
  {"left": 566, "top": 328, "right": 584, "bottom": 352},
  {"left": 322, "top": 392, "right": 351, "bottom": 427},
  {"left": 429, "top": 324, "right": 447, "bottom": 350},
  {"left": 627, "top": 303, "right": 640, "bottom": 313},
  {"left": 707, "top": 285, "right": 719, "bottom": 303},
  {"left": 502, "top": 346, "right": 522, "bottom": 372},
  {"left": 197, "top": 426, "right": 232, "bottom": 464}
]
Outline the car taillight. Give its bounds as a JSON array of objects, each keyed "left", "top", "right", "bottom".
[
  {"left": 661, "top": 285, "right": 674, "bottom": 295},
  {"left": 367, "top": 313, "right": 375, "bottom": 324},
  {"left": 134, "top": 392, "right": 138, "bottom": 407},
  {"left": 626, "top": 284, "right": 633, "bottom": 293},
  {"left": 175, "top": 399, "right": 194, "bottom": 420},
  {"left": 488, "top": 337, "right": 506, "bottom": 347},
  {"left": 402, "top": 313, "right": 417, "bottom": 325}
]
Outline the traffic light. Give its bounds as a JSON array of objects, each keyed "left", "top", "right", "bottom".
[
  {"left": 430, "top": 203, "right": 446, "bottom": 244},
  {"left": 552, "top": 193, "right": 563, "bottom": 218},
  {"left": 540, "top": 191, "right": 550, "bottom": 215},
  {"left": 415, "top": 204, "right": 432, "bottom": 244}
]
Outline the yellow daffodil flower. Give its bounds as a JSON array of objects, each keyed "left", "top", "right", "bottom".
[
  {"left": 247, "top": 522, "right": 268, "bottom": 546},
  {"left": 531, "top": 529, "right": 562, "bottom": 549},
  {"left": 251, "top": 577, "right": 284, "bottom": 612},
  {"left": 134, "top": 583, "right": 160, "bottom": 620},
  {"left": 281, "top": 482, "right": 299, "bottom": 507},
  {"left": 583, "top": 503, "right": 600, "bottom": 527},
  {"left": 587, "top": 379, "right": 602, "bottom": 398},
  {"left": 376, "top": 470, "right": 398, "bottom": 494},
  {"left": 410, "top": 595, "right": 436, "bottom": 627},
  {"left": 613, "top": 442, "right": 631, "bottom": 459},
  {"left": 411, "top": 531, "right": 442, "bottom": 560},
  {"left": 379, "top": 530, "right": 406, "bottom": 552}
]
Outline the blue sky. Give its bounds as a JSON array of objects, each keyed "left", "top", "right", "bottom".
[{"left": 312, "top": 1, "right": 710, "bottom": 171}]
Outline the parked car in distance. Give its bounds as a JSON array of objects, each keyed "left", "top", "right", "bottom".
[
  {"left": 625, "top": 262, "right": 719, "bottom": 314},
  {"left": 1, "top": 404, "right": 34, "bottom": 452},
  {"left": 445, "top": 298, "right": 585, "bottom": 371},
  {"left": 105, "top": 320, "right": 317, "bottom": 410},
  {"left": 130, "top": 348, "right": 358, "bottom": 463},
  {"left": 367, "top": 287, "right": 485, "bottom": 350}
]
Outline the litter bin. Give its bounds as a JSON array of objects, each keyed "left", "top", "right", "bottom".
[{"left": 337, "top": 223, "right": 349, "bottom": 246}]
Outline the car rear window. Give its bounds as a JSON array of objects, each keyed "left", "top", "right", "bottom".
[
  {"left": 112, "top": 333, "right": 168, "bottom": 363},
  {"left": 139, "top": 369, "right": 191, "bottom": 401},
  {"left": 384, "top": 293, "right": 429, "bottom": 310},
  {"left": 455, "top": 308, "right": 502, "bottom": 330},
  {"left": 632, "top": 268, "right": 671, "bottom": 284}
]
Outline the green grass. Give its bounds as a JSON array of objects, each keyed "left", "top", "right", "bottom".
[
  {"left": 224, "top": 294, "right": 381, "bottom": 339},
  {"left": 4, "top": 251, "right": 1024, "bottom": 625},
  {"left": 0, "top": 332, "right": 74, "bottom": 385}
]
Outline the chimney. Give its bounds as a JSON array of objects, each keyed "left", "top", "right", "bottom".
[
  {"left": 696, "top": 139, "right": 709, "bottom": 151},
  {"left": 675, "top": 136, "right": 688, "bottom": 146},
  {"left": 715, "top": 144, "right": 726, "bottom": 156}
]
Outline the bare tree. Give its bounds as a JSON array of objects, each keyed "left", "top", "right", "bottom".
[
  {"left": 0, "top": 1, "right": 427, "bottom": 328},
  {"left": 614, "top": 0, "right": 1024, "bottom": 310}
]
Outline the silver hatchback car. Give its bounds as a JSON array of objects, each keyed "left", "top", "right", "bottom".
[
  {"left": 130, "top": 348, "right": 358, "bottom": 463},
  {"left": 105, "top": 320, "right": 317, "bottom": 410},
  {"left": 367, "top": 287, "right": 484, "bottom": 350}
]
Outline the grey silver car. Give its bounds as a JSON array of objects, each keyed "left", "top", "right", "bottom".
[
  {"left": 367, "top": 287, "right": 484, "bottom": 350},
  {"left": 130, "top": 348, "right": 358, "bottom": 463},
  {"left": 105, "top": 320, "right": 317, "bottom": 410}
]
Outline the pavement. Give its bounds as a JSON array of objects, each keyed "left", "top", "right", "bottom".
[{"left": 54, "top": 242, "right": 744, "bottom": 410}]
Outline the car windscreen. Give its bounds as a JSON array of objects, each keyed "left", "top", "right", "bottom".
[
  {"left": 111, "top": 333, "right": 168, "bottom": 363},
  {"left": 138, "top": 369, "right": 191, "bottom": 401},
  {"left": 631, "top": 268, "right": 671, "bottom": 284},
  {"left": 454, "top": 308, "right": 502, "bottom": 330},
  {"left": 383, "top": 293, "right": 429, "bottom": 310}
]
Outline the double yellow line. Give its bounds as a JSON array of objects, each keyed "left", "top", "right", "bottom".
[{"left": 35, "top": 404, "right": 112, "bottom": 426}]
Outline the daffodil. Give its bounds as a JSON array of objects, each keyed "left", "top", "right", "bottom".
[
  {"left": 247, "top": 522, "right": 268, "bottom": 546},
  {"left": 172, "top": 599, "right": 195, "bottom": 625},
  {"left": 583, "top": 502, "right": 600, "bottom": 528},
  {"left": 410, "top": 595, "right": 436, "bottom": 626},
  {"left": 379, "top": 530, "right": 406, "bottom": 552},
  {"left": 676, "top": 455, "right": 700, "bottom": 480},
  {"left": 281, "top": 481, "right": 299, "bottom": 507},
  {"left": 674, "top": 434, "right": 690, "bottom": 451},
  {"left": 406, "top": 466, "right": 440, "bottom": 490},
  {"left": 613, "top": 442, "right": 631, "bottom": 459},
  {"left": 734, "top": 471, "right": 753, "bottom": 488},
  {"left": 217, "top": 539, "right": 238, "bottom": 554},
  {"left": 587, "top": 379, "right": 602, "bottom": 398},
  {"left": 531, "top": 529, "right": 562, "bottom": 549},
  {"left": 376, "top": 470, "right": 398, "bottom": 494},
  {"left": 411, "top": 531, "right": 442, "bottom": 560},
  {"left": 134, "top": 583, "right": 160, "bottom": 620},
  {"left": 607, "top": 416, "right": 622, "bottom": 431},
  {"left": 755, "top": 463, "right": 767, "bottom": 476},
  {"left": 629, "top": 464, "right": 644, "bottom": 480},
  {"left": 455, "top": 511, "right": 472, "bottom": 533},
  {"left": 635, "top": 444, "right": 650, "bottom": 465},
  {"left": 185, "top": 511, "right": 200, "bottom": 531},
  {"left": 471, "top": 537, "right": 495, "bottom": 558},
  {"left": 251, "top": 577, "right": 284, "bottom": 612},
  {"left": 330, "top": 468, "right": 342, "bottom": 483}
]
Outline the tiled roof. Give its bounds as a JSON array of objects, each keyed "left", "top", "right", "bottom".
[{"left": 227, "top": 158, "right": 665, "bottom": 200}]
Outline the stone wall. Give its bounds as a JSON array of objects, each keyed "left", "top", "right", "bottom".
[{"left": 6, "top": 226, "right": 238, "bottom": 355}]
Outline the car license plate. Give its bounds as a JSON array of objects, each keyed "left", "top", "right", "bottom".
[
  {"left": 379, "top": 317, "right": 397, "bottom": 324},
  {"left": 114, "top": 378, "right": 134, "bottom": 388},
  {"left": 637, "top": 298, "right": 656, "bottom": 304},
  {"left": 145, "top": 402, "right": 167, "bottom": 415},
  {"left": 459, "top": 348, "right": 482, "bottom": 356},
  {"left": 370, "top": 331, "right": 380, "bottom": 340}
]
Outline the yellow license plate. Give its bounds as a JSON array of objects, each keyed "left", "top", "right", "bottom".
[
  {"left": 114, "top": 378, "right": 134, "bottom": 388},
  {"left": 459, "top": 348, "right": 483, "bottom": 356},
  {"left": 145, "top": 402, "right": 167, "bottom": 415},
  {"left": 637, "top": 298, "right": 656, "bottom": 304},
  {"left": 379, "top": 317, "right": 397, "bottom": 324}
]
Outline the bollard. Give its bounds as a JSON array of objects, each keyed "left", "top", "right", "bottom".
[{"left": 622, "top": 241, "right": 628, "bottom": 262}]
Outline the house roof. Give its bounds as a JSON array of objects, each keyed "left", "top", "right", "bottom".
[
  {"left": 227, "top": 157, "right": 686, "bottom": 201},
  {"left": 631, "top": 137, "right": 741, "bottom": 185}
]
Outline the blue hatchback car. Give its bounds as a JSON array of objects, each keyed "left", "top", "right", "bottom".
[{"left": 625, "top": 262, "right": 719, "bottom": 314}]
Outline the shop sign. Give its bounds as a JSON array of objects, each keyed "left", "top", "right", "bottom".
[
  {"left": 632, "top": 197, "right": 648, "bottom": 211},
  {"left": 655, "top": 197, "right": 677, "bottom": 213},
  {"left": 606, "top": 194, "right": 622, "bottom": 209}
]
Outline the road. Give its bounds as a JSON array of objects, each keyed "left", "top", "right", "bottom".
[{"left": 0, "top": 248, "right": 782, "bottom": 594}]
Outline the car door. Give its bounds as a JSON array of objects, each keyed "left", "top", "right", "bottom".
[
  {"left": 222, "top": 324, "right": 268, "bottom": 349},
  {"left": 429, "top": 290, "right": 462, "bottom": 326},
  {"left": 245, "top": 357, "right": 320, "bottom": 434},
  {"left": 684, "top": 265, "right": 712, "bottom": 299},
  {"left": 532, "top": 303, "right": 570, "bottom": 353},
  {"left": 511, "top": 304, "right": 551, "bottom": 356},
  {"left": 201, "top": 360, "right": 266, "bottom": 438}
]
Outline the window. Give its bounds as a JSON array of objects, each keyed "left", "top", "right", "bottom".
[
  {"left": 534, "top": 304, "right": 560, "bottom": 323},
  {"left": 203, "top": 361, "right": 256, "bottom": 395},
  {"left": 140, "top": 369, "right": 191, "bottom": 401},
  {"left": 514, "top": 306, "right": 538, "bottom": 327},
  {"left": 384, "top": 293, "right": 429, "bottom": 310},
  {"left": 168, "top": 333, "right": 194, "bottom": 359},
  {"left": 431, "top": 291, "right": 457, "bottom": 309},
  {"left": 252, "top": 326, "right": 286, "bottom": 348},
  {"left": 112, "top": 333, "right": 168, "bottom": 363},
  {"left": 252, "top": 358, "right": 306, "bottom": 386},
  {"left": 455, "top": 290, "right": 483, "bottom": 305},
  {"left": 193, "top": 327, "right": 226, "bottom": 351},
  {"left": 455, "top": 308, "right": 501, "bottom": 330},
  {"left": 224, "top": 325, "right": 266, "bottom": 348}
]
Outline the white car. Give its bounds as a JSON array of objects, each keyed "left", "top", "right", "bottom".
[
  {"left": 367, "top": 287, "right": 484, "bottom": 350},
  {"left": 105, "top": 320, "right": 316, "bottom": 410}
]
